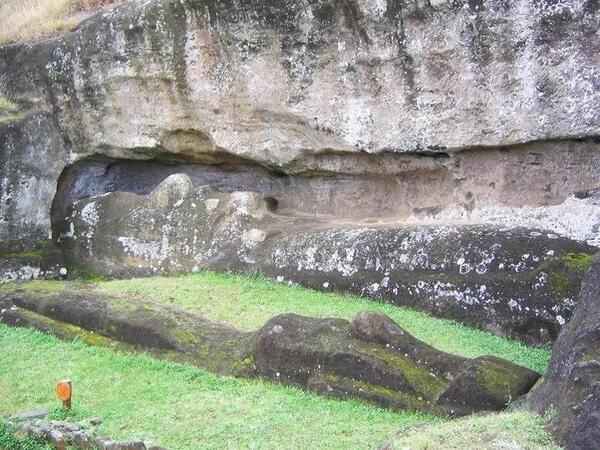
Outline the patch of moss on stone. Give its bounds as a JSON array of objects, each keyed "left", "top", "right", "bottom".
[
  {"left": 0, "top": 97, "right": 25, "bottom": 124},
  {"left": 549, "top": 271, "right": 570, "bottom": 297},
  {"left": 562, "top": 252, "right": 594, "bottom": 273},
  {"left": 232, "top": 354, "right": 257, "bottom": 376},
  {"left": 471, "top": 356, "right": 540, "bottom": 408},
  {"left": 0, "top": 240, "right": 54, "bottom": 259},
  {"left": 315, "top": 373, "right": 445, "bottom": 415},
  {"left": 0, "top": 113, "right": 24, "bottom": 125},
  {"left": 355, "top": 343, "right": 448, "bottom": 400},
  {"left": 0, "top": 280, "right": 66, "bottom": 294},
  {"left": 539, "top": 251, "right": 596, "bottom": 298},
  {"left": 0, "top": 96, "right": 17, "bottom": 112},
  {"left": 172, "top": 335, "right": 254, "bottom": 377},
  {"left": 1, "top": 249, "right": 45, "bottom": 259},
  {"left": 173, "top": 328, "right": 200, "bottom": 346},
  {"left": 11, "top": 308, "right": 132, "bottom": 351},
  {"left": 476, "top": 364, "right": 515, "bottom": 397}
]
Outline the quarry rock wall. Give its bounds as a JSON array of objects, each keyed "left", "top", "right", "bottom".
[{"left": 1, "top": 0, "right": 599, "bottom": 243}]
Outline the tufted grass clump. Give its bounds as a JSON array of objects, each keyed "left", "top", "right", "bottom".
[
  {"left": 0, "top": 0, "right": 121, "bottom": 45},
  {"left": 0, "top": 421, "right": 51, "bottom": 450}
]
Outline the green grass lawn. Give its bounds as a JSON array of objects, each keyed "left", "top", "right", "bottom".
[
  {"left": 0, "top": 325, "right": 557, "bottom": 450},
  {"left": 383, "top": 410, "right": 560, "bottom": 450},
  {"left": 0, "top": 272, "right": 555, "bottom": 448},
  {"left": 0, "top": 325, "right": 435, "bottom": 450}
]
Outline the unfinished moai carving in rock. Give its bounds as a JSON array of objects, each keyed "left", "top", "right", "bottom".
[
  {"left": 0, "top": 289, "right": 540, "bottom": 416},
  {"left": 55, "top": 173, "right": 595, "bottom": 345}
]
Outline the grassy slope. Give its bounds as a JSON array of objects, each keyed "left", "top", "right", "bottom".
[
  {"left": 0, "top": 325, "right": 434, "bottom": 450},
  {"left": 384, "top": 411, "right": 559, "bottom": 450},
  {"left": 0, "top": 0, "right": 77, "bottom": 45},
  {"left": 0, "top": 273, "right": 555, "bottom": 448},
  {"left": 0, "top": 326, "right": 558, "bottom": 450}
]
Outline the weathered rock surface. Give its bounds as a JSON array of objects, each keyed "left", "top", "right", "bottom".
[
  {"left": 1, "top": 0, "right": 600, "bottom": 245},
  {"left": 1, "top": 0, "right": 600, "bottom": 357},
  {"left": 0, "top": 289, "right": 540, "bottom": 416},
  {"left": 0, "top": 240, "right": 66, "bottom": 284},
  {"left": 260, "top": 222, "right": 595, "bottom": 345},
  {"left": 255, "top": 312, "right": 539, "bottom": 416},
  {"left": 57, "top": 175, "right": 595, "bottom": 344},
  {"left": 0, "top": 110, "right": 69, "bottom": 243},
  {"left": 528, "top": 254, "right": 600, "bottom": 449}
]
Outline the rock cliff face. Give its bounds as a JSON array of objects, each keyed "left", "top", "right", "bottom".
[
  {"left": 1, "top": 0, "right": 600, "bottom": 341},
  {"left": 2, "top": 0, "right": 600, "bottom": 243}
]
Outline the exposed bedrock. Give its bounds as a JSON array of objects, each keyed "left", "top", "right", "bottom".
[
  {"left": 528, "top": 255, "right": 600, "bottom": 449},
  {"left": 57, "top": 173, "right": 595, "bottom": 345},
  {"left": 0, "top": 112, "right": 69, "bottom": 243},
  {"left": 0, "top": 290, "right": 540, "bottom": 416},
  {"left": 1, "top": 0, "right": 600, "bottom": 243}
]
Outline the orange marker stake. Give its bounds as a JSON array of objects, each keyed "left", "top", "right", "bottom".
[{"left": 56, "top": 380, "right": 72, "bottom": 410}]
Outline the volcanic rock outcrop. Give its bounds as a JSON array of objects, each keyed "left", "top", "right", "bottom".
[
  {"left": 1, "top": 0, "right": 600, "bottom": 244},
  {"left": 0, "top": 288, "right": 540, "bottom": 416},
  {"left": 528, "top": 254, "right": 600, "bottom": 449}
]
